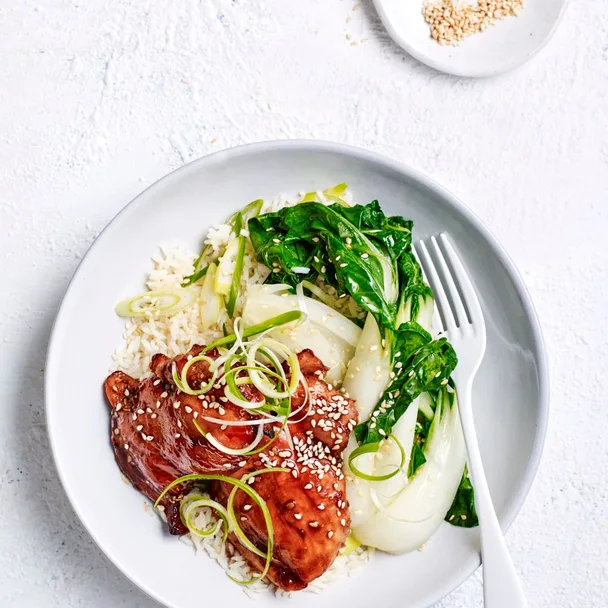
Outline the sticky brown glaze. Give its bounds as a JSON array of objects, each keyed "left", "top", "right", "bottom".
[
  {"left": 211, "top": 350, "right": 358, "bottom": 591},
  {"left": 104, "top": 347, "right": 358, "bottom": 591},
  {"left": 104, "top": 347, "right": 258, "bottom": 533}
]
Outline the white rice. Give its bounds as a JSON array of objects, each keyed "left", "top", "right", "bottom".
[{"left": 110, "top": 188, "right": 371, "bottom": 596}]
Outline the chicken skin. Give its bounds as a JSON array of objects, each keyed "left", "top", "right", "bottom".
[{"left": 104, "top": 346, "right": 358, "bottom": 590}]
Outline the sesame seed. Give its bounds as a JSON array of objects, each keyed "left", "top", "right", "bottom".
[
  {"left": 124, "top": 443, "right": 129, "bottom": 450},
  {"left": 243, "top": 504, "right": 252, "bottom": 511},
  {"left": 294, "top": 513, "right": 302, "bottom": 520},
  {"left": 309, "top": 521, "right": 319, "bottom": 528},
  {"left": 114, "top": 428, "right": 119, "bottom": 435},
  {"left": 146, "top": 407, "right": 152, "bottom": 414},
  {"left": 318, "top": 504, "right": 325, "bottom": 510},
  {"left": 340, "top": 263, "right": 347, "bottom": 268},
  {"left": 239, "top": 460, "right": 247, "bottom": 467},
  {"left": 151, "top": 413, "right": 157, "bottom": 419},
  {"left": 153, "top": 379, "right": 161, "bottom": 386},
  {"left": 327, "top": 530, "right": 334, "bottom": 539},
  {"left": 124, "top": 389, "right": 130, "bottom": 396},
  {"left": 136, "top": 425, "right": 143, "bottom": 431},
  {"left": 160, "top": 391, "right": 168, "bottom": 398},
  {"left": 137, "top": 409, "right": 144, "bottom": 415},
  {"left": 185, "top": 406, "right": 192, "bottom": 414},
  {"left": 341, "top": 518, "right": 346, "bottom": 526},
  {"left": 175, "top": 433, "right": 181, "bottom": 439},
  {"left": 304, "top": 483, "right": 313, "bottom": 490},
  {"left": 156, "top": 401, "right": 161, "bottom": 408},
  {"left": 173, "top": 401, "right": 180, "bottom": 409}
]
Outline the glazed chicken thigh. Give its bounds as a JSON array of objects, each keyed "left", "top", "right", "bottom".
[{"left": 104, "top": 347, "right": 358, "bottom": 590}]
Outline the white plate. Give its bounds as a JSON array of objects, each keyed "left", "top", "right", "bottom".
[
  {"left": 373, "top": 0, "right": 568, "bottom": 77},
  {"left": 45, "top": 140, "right": 548, "bottom": 608}
]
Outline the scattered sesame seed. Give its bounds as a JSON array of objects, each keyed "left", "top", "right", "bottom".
[
  {"left": 153, "top": 379, "right": 161, "bottom": 386},
  {"left": 239, "top": 460, "right": 247, "bottom": 467},
  {"left": 175, "top": 433, "right": 181, "bottom": 439},
  {"left": 294, "top": 513, "right": 302, "bottom": 520},
  {"left": 124, "top": 443, "right": 129, "bottom": 450},
  {"left": 327, "top": 530, "right": 334, "bottom": 539},
  {"left": 124, "top": 389, "right": 130, "bottom": 397},
  {"left": 243, "top": 504, "right": 252, "bottom": 511},
  {"left": 137, "top": 409, "right": 144, "bottom": 415},
  {"left": 318, "top": 504, "right": 325, "bottom": 510},
  {"left": 309, "top": 521, "right": 319, "bottom": 528},
  {"left": 136, "top": 425, "right": 143, "bottom": 431}
]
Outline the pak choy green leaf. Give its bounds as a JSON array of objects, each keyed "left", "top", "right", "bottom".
[
  {"left": 445, "top": 467, "right": 479, "bottom": 528},
  {"left": 354, "top": 326, "right": 458, "bottom": 445},
  {"left": 249, "top": 201, "right": 413, "bottom": 329}
]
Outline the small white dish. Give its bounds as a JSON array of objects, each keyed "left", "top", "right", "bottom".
[
  {"left": 45, "top": 140, "right": 548, "bottom": 608},
  {"left": 373, "top": 0, "right": 568, "bottom": 77}
]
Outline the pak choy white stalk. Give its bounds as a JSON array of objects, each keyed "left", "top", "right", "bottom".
[{"left": 248, "top": 197, "right": 476, "bottom": 528}]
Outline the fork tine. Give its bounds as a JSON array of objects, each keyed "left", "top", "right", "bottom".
[
  {"left": 429, "top": 235, "right": 469, "bottom": 328},
  {"left": 439, "top": 233, "right": 484, "bottom": 324},
  {"left": 416, "top": 240, "right": 453, "bottom": 332}
]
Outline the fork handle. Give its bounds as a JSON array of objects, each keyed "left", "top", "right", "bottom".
[{"left": 457, "top": 379, "right": 528, "bottom": 608}]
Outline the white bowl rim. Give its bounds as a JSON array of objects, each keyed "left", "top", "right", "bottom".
[{"left": 45, "top": 139, "right": 549, "bottom": 607}]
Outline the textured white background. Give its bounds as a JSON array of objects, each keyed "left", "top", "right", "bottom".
[{"left": 1, "top": 1, "right": 607, "bottom": 607}]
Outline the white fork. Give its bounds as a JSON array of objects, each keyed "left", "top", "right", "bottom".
[{"left": 416, "top": 233, "right": 527, "bottom": 608}]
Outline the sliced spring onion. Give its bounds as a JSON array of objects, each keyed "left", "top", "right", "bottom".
[
  {"left": 180, "top": 494, "right": 229, "bottom": 540},
  {"left": 348, "top": 434, "right": 406, "bottom": 482},
  {"left": 182, "top": 244, "right": 212, "bottom": 287},
  {"left": 215, "top": 237, "right": 242, "bottom": 296},
  {"left": 226, "top": 467, "right": 287, "bottom": 584},
  {"left": 226, "top": 234, "right": 246, "bottom": 318},
  {"left": 115, "top": 289, "right": 196, "bottom": 318},
  {"left": 323, "top": 183, "right": 350, "bottom": 207},
  {"left": 205, "top": 424, "right": 265, "bottom": 456},
  {"left": 172, "top": 355, "right": 219, "bottom": 396},
  {"left": 324, "top": 183, "right": 348, "bottom": 198},
  {"left": 192, "top": 387, "right": 291, "bottom": 457},
  {"left": 247, "top": 339, "right": 301, "bottom": 399},
  {"left": 200, "top": 262, "right": 224, "bottom": 330},
  {"left": 300, "top": 191, "right": 318, "bottom": 203},
  {"left": 229, "top": 199, "right": 264, "bottom": 231},
  {"left": 204, "top": 311, "right": 303, "bottom": 352},
  {"left": 155, "top": 469, "right": 288, "bottom": 586}
]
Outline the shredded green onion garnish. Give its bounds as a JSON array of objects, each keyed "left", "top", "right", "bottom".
[
  {"left": 181, "top": 244, "right": 212, "bottom": 287},
  {"left": 172, "top": 355, "right": 219, "bottom": 396},
  {"left": 204, "top": 311, "right": 302, "bottom": 352},
  {"left": 155, "top": 468, "right": 288, "bottom": 585},
  {"left": 114, "top": 289, "right": 197, "bottom": 318},
  {"left": 348, "top": 434, "right": 406, "bottom": 482},
  {"left": 180, "top": 493, "right": 229, "bottom": 540}
]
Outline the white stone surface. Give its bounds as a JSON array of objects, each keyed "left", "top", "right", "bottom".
[{"left": 1, "top": 1, "right": 607, "bottom": 607}]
